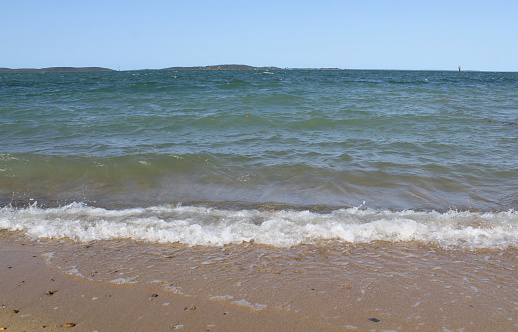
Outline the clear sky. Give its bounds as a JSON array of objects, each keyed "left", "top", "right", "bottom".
[{"left": 2, "top": 0, "right": 517, "bottom": 71}]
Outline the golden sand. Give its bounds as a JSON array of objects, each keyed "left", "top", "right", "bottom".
[{"left": 1, "top": 234, "right": 517, "bottom": 331}]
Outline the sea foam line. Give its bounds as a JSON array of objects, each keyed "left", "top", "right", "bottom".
[{"left": 0, "top": 202, "right": 517, "bottom": 249}]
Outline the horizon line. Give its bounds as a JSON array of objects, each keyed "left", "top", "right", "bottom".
[{"left": 1, "top": 65, "right": 516, "bottom": 73}]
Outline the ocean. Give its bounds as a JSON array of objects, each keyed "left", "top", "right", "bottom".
[{"left": 1, "top": 69, "right": 517, "bottom": 329}]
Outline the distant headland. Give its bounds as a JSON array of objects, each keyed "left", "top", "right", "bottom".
[
  {"left": 0, "top": 65, "right": 345, "bottom": 73},
  {"left": 0, "top": 67, "right": 114, "bottom": 73},
  {"left": 163, "top": 64, "right": 343, "bottom": 71},
  {"left": 163, "top": 64, "right": 281, "bottom": 71}
]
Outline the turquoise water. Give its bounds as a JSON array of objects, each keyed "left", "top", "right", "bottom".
[{"left": 1, "top": 70, "right": 517, "bottom": 248}]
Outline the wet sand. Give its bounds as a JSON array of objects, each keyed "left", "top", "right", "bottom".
[
  {"left": 1, "top": 233, "right": 517, "bottom": 331},
  {"left": 0, "top": 236, "right": 330, "bottom": 332}
]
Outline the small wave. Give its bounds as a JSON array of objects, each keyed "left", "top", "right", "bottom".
[{"left": 1, "top": 203, "right": 517, "bottom": 250}]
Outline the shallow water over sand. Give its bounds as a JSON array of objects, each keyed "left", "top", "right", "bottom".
[{"left": 36, "top": 238, "right": 517, "bottom": 331}]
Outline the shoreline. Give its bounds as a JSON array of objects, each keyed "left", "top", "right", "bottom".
[{"left": 1, "top": 233, "right": 517, "bottom": 331}]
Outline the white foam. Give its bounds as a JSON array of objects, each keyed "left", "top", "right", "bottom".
[
  {"left": 1, "top": 203, "right": 517, "bottom": 250},
  {"left": 164, "top": 285, "right": 186, "bottom": 295},
  {"left": 210, "top": 295, "right": 234, "bottom": 301},
  {"left": 230, "top": 299, "right": 267, "bottom": 311},
  {"left": 110, "top": 277, "right": 137, "bottom": 284},
  {"left": 65, "top": 267, "right": 86, "bottom": 278}
]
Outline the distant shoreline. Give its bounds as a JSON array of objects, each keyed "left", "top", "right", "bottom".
[
  {"left": 1, "top": 65, "right": 504, "bottom": 73},
  {"left": 0, "top": 64, "right": 344, "bottom": 73},
  {"left": 162, "top": 64, "right": 344, "bottom": 71}
]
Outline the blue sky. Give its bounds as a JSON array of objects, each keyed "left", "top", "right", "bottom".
[{"left": 2, "top": 0, "right": 517, "bottom": 71}]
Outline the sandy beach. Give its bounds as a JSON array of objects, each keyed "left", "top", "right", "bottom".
[
  {"left": 0, "top": 235, "right": 332, "bottom": 332},
  {"left": 2, "top": 231, "right": 517, "bottom": 331}
]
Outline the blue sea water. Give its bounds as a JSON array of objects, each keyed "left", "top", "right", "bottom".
[{"left": 1, "top": 69, "right": 517, "bottom": 249}]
